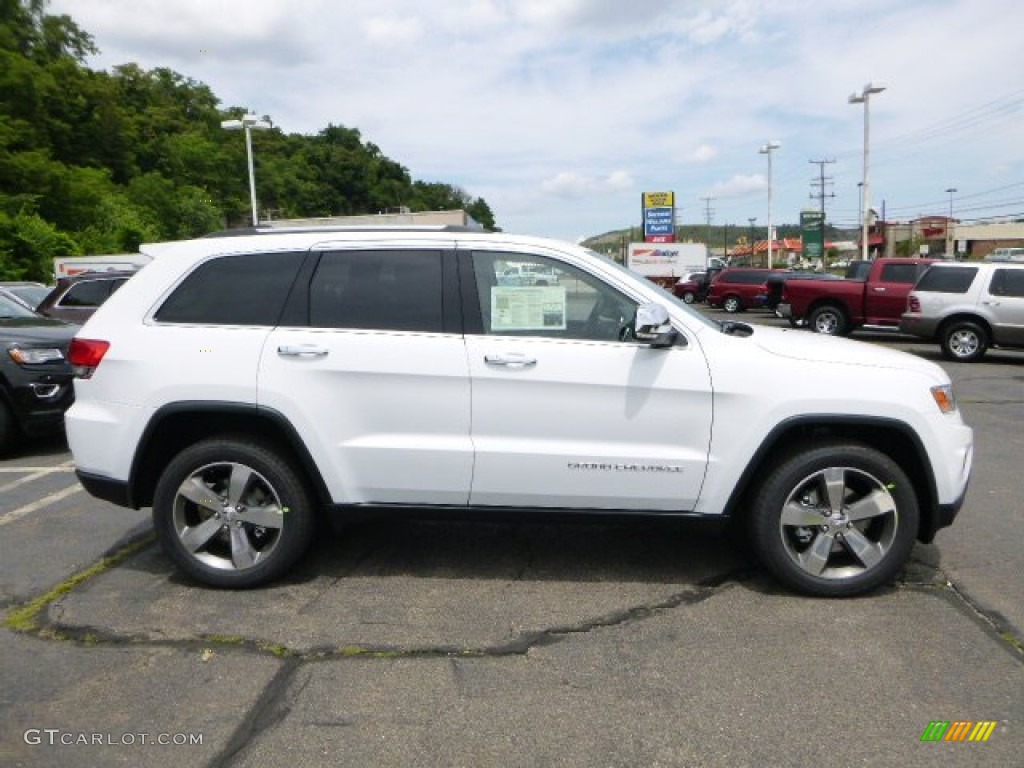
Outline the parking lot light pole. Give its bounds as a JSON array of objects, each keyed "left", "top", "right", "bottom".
[
  {"left": 849, "top": 83, "right": 885, "bottom": 261},
  {"left": 221, "top": 114, "right": 272, "bottom": 227},
  {"left": 945, "top": 187, "right": 957, "bottom": 256},
  {"left": 747, "top": 217, "right": 756, "bottom": 264},
  {"left": 759, "top": 141, "right": 780, "bottom": 269}
]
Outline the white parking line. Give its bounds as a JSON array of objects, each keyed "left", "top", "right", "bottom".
[
  {"left": 0, "top": 466, "right": 77, "bottom": 472},
  {"left": 0, "top": 484, "right": 83, "bottom": 527},
  {"left": 0, "top": 460, "right": 77, "bottom": 493}
]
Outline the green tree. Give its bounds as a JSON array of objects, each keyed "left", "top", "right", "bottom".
[
  {"left": 0, "top": 0, "right": 499, "bottom": 263},
  {"left": 0, "top": 209, "right": 79, "bottom": 281}
]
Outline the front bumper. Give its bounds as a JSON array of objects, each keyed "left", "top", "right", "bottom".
[{"left": 5, "top": 374, "right": 75, "bottom": 438}]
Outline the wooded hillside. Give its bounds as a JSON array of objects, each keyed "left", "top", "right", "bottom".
[{"left": 0, "top": 0, "right": 496, "bottom": 282}]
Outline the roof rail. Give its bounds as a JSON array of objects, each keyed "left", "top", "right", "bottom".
[{"left": 200, "top": 224, "right": 486, "bottom": 238}]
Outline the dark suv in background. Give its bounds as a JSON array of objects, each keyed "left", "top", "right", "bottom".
[
  {"left": 0, "top": 292, "right": 77, "bottom": 453},
  {"left": 36, "top": 271, "right": 135, "bottom": 323}
]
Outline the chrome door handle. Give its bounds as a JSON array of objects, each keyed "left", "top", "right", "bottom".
[
  {"left": 484, "top": 353, "right": 537, "bottom": 369},
  {"left": 278, "top": 344, "right": 328, "bottom": 358},
  {"left": 872, "top": 287, "right": 887, "bottom": 292}
]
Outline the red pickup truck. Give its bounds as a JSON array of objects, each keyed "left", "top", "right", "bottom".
[{"left": 777, "top": 257, "right": 936, "bottom": 335}]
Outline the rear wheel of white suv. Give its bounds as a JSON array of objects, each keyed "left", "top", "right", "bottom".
[
  {"left": 749, "top": 442, "right": 918, "bottom": 597},
  {"left": 941, "top": 320, "right": 988, "bottom": 363},
  {"left": 152, "top": 438, "right": 316, "bottom": 588}
]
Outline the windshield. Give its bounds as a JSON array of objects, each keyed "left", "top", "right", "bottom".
[
  {"left": 0, "top": 293, "right": 38, "bottom": 318},
  {"left": 584, "top": 249, "right": 722, "bottom": 331}
]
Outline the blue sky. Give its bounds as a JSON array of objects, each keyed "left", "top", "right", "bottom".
[{"left": 53, "top": 0, "right": 1024, "bottom": 242}]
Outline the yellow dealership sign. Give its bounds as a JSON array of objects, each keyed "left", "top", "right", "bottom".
[{"left": 643, "top": 192, "right": 675, "bottom": 208}]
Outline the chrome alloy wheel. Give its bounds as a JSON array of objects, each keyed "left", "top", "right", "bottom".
[
  {"left": 777, "top": 466, "right": 899, "bottom": 581},
  {"left": 947, "top": 328, "right": 981, "bottom": 359},
  {"left": 171, "top": 461, "right": 286, "bottom": 571}
]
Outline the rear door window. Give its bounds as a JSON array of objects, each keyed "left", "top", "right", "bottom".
[{"left": 309, "top": 250, "right": 444, "bottom": 332}]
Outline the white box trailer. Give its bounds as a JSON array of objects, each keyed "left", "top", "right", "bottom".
[
  {"left": 625, "top": 243, "right": 712, "bottom": 287},
  {"left": 54, "top": 253, "right": 152, "bottom": 279}
]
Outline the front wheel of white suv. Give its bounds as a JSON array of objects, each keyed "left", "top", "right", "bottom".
[
  {"left": 152, "top": 438, "right": 316, "bottom": 588},
  {"left": 748, "top": 442, "right": 918, "bottom": 597}
]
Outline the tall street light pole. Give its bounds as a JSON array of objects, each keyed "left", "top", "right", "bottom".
[
  {"left": 747, "top": 217, "right": 756, "bottom": 264},
  {"left": 221, "top": 113, "right": 272, "bottom": 227},
  {"left": 759, "top": 141, "right": 780, "bottom": 269},
  {"left": 849, "top": 83, "right": 885, "bottom": 261},
  {"left": 945, "top": 186, "right": 957, "bottom": 256}
]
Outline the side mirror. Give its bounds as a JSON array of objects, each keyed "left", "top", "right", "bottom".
[{"left": 633, "top": 303, "right": 678, "bottom": 348}]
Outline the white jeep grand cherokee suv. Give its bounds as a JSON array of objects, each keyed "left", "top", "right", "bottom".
[{"left": 66, "top": 227, "right": 973, "bottom": 596}]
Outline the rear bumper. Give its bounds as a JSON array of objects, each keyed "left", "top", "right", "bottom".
[{"left": 899, "top": 315, "right": 941, "bottom": 338}]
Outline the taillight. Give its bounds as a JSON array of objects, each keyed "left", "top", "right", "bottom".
[
  {"left": 907, "top": 295, "right": 920, "bottom": 313},
  {"left": 68, "top": 338, "right": 110, "bottom": 378}
]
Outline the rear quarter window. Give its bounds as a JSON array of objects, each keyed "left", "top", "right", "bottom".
[
  {"left": 155, "top": 251, "right": 304, "bottom": 325},
  {"left": 914, "top": 266, "right": 978, "bottom": 294},
  {"left": 989, "top": 268, "right": 1024, "bottom": 298},
  {"left": 59, "top": 280, "right": 114, "bottom": 307}
]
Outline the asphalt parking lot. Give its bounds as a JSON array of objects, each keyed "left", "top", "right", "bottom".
[{"left": 1, "top": 312, "right": 1022, "bottom": 767}]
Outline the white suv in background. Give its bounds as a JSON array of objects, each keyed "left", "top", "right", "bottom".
[
  {"left": 901, "top": 261, "right": 1024, "bottom": 362},
  {"left": 66, "top": 227, "right": 973, "bottom": 596}
]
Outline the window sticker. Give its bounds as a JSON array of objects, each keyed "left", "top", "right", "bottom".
[{"left": 491, "top": 286, "right": 567, "bottom": 331}]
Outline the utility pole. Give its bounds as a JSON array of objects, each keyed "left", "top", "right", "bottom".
[
  {"left": 808, "top": 159, "right": 836, "bottom": 219},
  {"left": 700, "top": 196, "right": 715, "bottom": 267},
  {"left": 809, "top": 159, "right": 836, "bottom": 268}
]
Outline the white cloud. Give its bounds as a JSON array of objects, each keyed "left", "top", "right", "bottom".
[
  {"left": 541, "top": 171, "right": 634, "bottom": 198},
  {"left": 362, "top": 16, "right": 423, "bottom": 46},
  {"left": 49, "top": 0, "right": 1024, "bottom": 239},
  {"left": 709, "top": 174, "right": 767, "bottom": 199},
  {"left": 692, "top": 145, "right": 717, "bottom": 163}
]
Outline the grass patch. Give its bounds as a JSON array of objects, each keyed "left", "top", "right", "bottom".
[{"left": 3, "top": 535, "right": 153, "bottom": 633}]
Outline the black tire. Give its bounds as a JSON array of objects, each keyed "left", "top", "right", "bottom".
[
  {"left": 682, "top": 292, "right": 696, "bottom": 304},
  {"left": 809, "top": 304, "right": 848, "bottom": 336},
  {"left": 748, "top": 441, "right": 918, "bottom": 597},
  {"left": 723, "top": 295, "right": 742, "bottom": 313},
  {"left": 152, "top": 437, "right": 316, "bottom": 588},
  {"left": 940, "top": 320, "right": 988, "bottom": 363},
  {"left": 0, "top": 399, "right": 18, "bottom": 455}
]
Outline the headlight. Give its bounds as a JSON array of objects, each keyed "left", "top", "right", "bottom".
[
  {"left": 930, "top": 384, "right": 957, "bottom": 414},
  {"left": 8, "top": 347, "right": 65, "bottom": 365}
]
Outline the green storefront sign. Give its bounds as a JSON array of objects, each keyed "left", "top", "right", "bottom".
[{"left": 801, "top": 210, "right": 825, "bottom": 260}]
